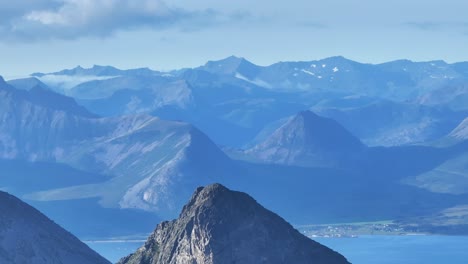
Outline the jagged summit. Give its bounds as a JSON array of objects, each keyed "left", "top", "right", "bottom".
[{"left": 118, "top": 184, "right": 350, "bottom": 264}]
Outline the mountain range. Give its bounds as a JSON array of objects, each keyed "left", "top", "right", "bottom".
[
  {"left": 1, "top": 56, "right": 468, "bottom": 239},
  {"left": 11, "top": 56, "right": 468, "bottom": 148}
]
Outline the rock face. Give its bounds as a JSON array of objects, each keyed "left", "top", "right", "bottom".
[
  {"left": 118, "top": 184, "right": 350, "bottom": 264},
  {"left": 0, "top": 191, "right": 110, "bottom": 264},
  {"left": 247, "top": 110, "right": 365, "bottom": 167}
]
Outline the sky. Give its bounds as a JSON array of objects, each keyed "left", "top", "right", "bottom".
[{"left": 1, "top": 0, "right": 468, "bottom": 78}]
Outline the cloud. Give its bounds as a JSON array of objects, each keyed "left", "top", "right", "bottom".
[
  {"left": 37, "top": 74, "right": 118, "bottom": 90},
  {"left": 0, "top": 0, "right": 232, "bottom": 41}
]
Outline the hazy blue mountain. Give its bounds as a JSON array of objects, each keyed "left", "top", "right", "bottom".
[
  {"left": 32, "top": 65, "right": 159, "bottom": 77},
  {"left": 2, "top": 74, "right": 468, "bottom": 235},
  {"left": 418, "top": 83, "right": 468, "bottom": 111},
  {"left": 3, "top": 55, "right": 468, "bottom": 236},
  {"left": 75, "top": 79, "right": 194, "bottom": 118},
  {"left": 0, "top": 79, "right": 235, "bottom": 221},
  {"left": 28, "top": 56, "right": 468, "bottom": 148},
  {"left": 196, "top": 56, "right": 468, "bottom": 101},
  {"left": 313, "top": 100, "right": 467, "bottom": 146},
  {"left": 66, "top": 67, "right": 309, "bottom": 147},
  {"left": 226, "top": 159, "right": 464, "bottom": 225},
  {"left": 31, "top": 57, "right": 468, "bottom": 104},
  {"left": 28, "top": 65, "right": 163, "bottom": 95},
  {"left": 26, "top": 57, "right": 468, "bottom": 148},
  {"left": 200, "top": 55, "right": 262, "bottom": 79},
  {"left": 7, "top": 77, "right": 49, "bottom": 91},
  {"left": 118, "top": 184, "right": 350, "bottom": 264},
  {"left": 245, "top": 110, "right": 366, "bottom": 167},
  {"left": 0, "top": 191, "right": 110, "bottom": 264},
  {"left": 401, "top": 120, "right": 468, "bottom": 196},
  {"left": 69, "top": 75, "right": 179, "bottom": 100}
]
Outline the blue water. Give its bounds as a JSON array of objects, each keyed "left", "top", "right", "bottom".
[
  {"left": 85, "top": 240, "right": 144, "bottom": 263},
  {"left": 315, "top": 235, "right": 468, "bottom": 264},
  {"left": 87, "top": 235, "right": 468, "bottom": 263}
]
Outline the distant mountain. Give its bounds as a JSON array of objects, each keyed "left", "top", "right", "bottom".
[
  {"left": 246, "top": 110, "right": 366, "bottom": 167},
  {"left": 402, "top": 140, "right": 468, "bottom": 195},
  {"left": 314, "top": 100, "right": 467, "bottom": 146},
  {"left": 62, "top": 67, "right": 307, "bottom": 147},
  {"left": 417, "top": 83, "right": 468, "bottom": 111},
  {"left": 118, "top": 184, "right": 350, "bottom": 264},
  {"left": 7, "top": 77, "right": 49, "bottom": 91},
  {"left": 0, "top": 79, "right": 235, "bottom": 219},
  {"left": 0, "top": 191, "right": 110, "bottom": 264},
  {"left": 195, "top": 56, "right": 468, "bottom": 101},
  {"left": 69, "top": 75, "right": 179, "bottom": 100},
  {"left": 25, "top": 56, "right": 468, "bottom": 147},
  {"left": 199, "top": 55, "right": 263, "bottom": 80},
  {"left": 75, "top": 79, "right": 194, "bottom": 115},
  {"left": 32, "top": 65, "right": 158, "bottom": 77}
]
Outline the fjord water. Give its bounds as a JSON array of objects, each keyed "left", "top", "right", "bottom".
[
  {"left": 85, "top": 240, "right": 144, "bottom": 263},
  {"left": 86, "top": 235, "right": 468, "bottom": 263},
  {"left": 316, "top": 235, "right": 468, "bottom": 264}
]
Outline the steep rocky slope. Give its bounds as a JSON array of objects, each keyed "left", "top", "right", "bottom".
[{"left": 118, "top": 184, "right": 350, "bottom": 264}]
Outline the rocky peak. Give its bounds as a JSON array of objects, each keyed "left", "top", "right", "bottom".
[{"left": 118, "top": 184, "right": 350, "bottom": 264}]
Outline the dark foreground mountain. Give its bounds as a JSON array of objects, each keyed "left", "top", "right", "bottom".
[
  {"left": 118, "top": 184, "right": 350, "bottom": 264},
  {"left": 0, "top": 191, "right": 110, "bottom": 264}
]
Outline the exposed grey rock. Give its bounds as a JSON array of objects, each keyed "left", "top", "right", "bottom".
[
  {"left": 118, "top": 184, "right": 350, "bottom": 264},
  {"left": 0, "top": 191, "right": 110, "bottom": 264}
]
